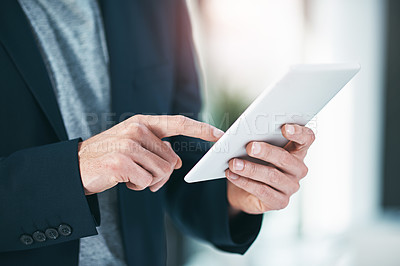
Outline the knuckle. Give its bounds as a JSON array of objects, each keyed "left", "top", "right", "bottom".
[
  {"left": 142, "top": 174, "right": 153, "bottom": 187},
  {"left": 239, "top": 176, "right": 250, "bottom": 189},
  {"left": 309, "top": 131, "right": 316, "bottom": 143},
  {"left": 304, "top": 127, "right": 315, "bottom": 142},
  {"left": 247, "top": 162, "right": 257, "bottom": 176},
  {"left": 109, "top": 174, "right": 122, "bottom": 184},
  {"left": 133, "top": 175, "right": 153, "bottom": 191},
  {"left": 256, "top": 185, "right": 270, "bottom": 200},
  {"left": 277, "top": 196, "right": 290, "bottom": 210},
  {"left": 289, "top": 181, "right": 300, "bottom": 194},
  {"left": 293, "top": 182, "right": 300, "bottom": 193},
  {"left": 107, "top": 153, "right": 126, "bottom": 170},
  {"left": 261, "top": 145, "right": 272, "bottom": 160},
  {"left": 126, "top": 183, "right": 138, "bottom": 191},
  {"left": 175, "top": 115, "right": 187, "bottom": 126},
  {"left": 128, "top": 122, "right": 147, "bottom": 136},
  {"left": 136, "top": 123, "right": 148, "bottom": 135},
  {"left": 170, "top": 155, "right": 179, "bottom": 167},
  {"left": 133, "top": 184, "right": 145, "bottom": 191},
  {"left": 163, "top": 141, "right": 172, "bottom": 148},
  {"left": 125, "top": 122, "right": 138, "bottom": 134},
  {"left": 133, "top": 185, "right": 146, "bottom": 191},
  {"left": 299, "top": 164, "right": 309, "bottom": 178},
  {"left": 159, "top": 160, "right": 174, "bottom": 175},
  {"left": 268, "top": 169, "right": 281, "bottom": 185},
  {"left": 271, "top": 189, "right": 281, "bottom": 202},
  {"left": 280, "top": 151, "right": 292, "bottom": 167},
  {"left": 164, "top": 147, "right": 179, "bottom": 165},
  {"left": 134, "top": 114, "right": 145, "bottom": 120}
]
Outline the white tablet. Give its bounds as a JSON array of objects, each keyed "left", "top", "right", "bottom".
[{"left": 184, "top": 63, "right": 360, "bottom": 183}]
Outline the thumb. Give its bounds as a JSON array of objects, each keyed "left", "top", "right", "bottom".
[{"left": 134, "top": 115, "right": 224, "bottom": 142}]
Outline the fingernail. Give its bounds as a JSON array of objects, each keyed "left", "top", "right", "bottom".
[
  {"left": 228, "top": 172, "right": 239, "bottom": 180},
  {"left": 251, "top": 142, "right": 261, "bottom": 155},
  {"left": 213, "top": 127, "right": 224, "bottom": 138},
  {"left": 286, "top": 125, "right": 295, "bottom": 135},
  {"left": 234, "top": 159, "right": 244, "bottom": 171}
]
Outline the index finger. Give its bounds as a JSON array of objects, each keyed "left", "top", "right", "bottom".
[{"left": 135, "top": 115, "right": 224, "bottom": 142}]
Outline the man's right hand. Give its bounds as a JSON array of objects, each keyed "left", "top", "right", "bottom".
[{"left": 78, "top": 115, "right": 224, "bottom": 195}]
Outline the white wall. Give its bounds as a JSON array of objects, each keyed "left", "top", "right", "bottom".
[{"left": 302, "top": 0, "right": 386, "bottom": 235}]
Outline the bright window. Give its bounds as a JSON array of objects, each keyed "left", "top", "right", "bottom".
[{"left": 184, "top": 0, "right": 390, "bottom": 265}]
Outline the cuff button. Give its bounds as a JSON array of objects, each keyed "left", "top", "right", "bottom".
[
  {"left": 20, "top": 234, "right": 34, "bottom": 245},
  {"left": 32, "top": 231, "right": 46, "bottom": 242},
  {"left": 45, "top": 228, "right": 59, "bottom": 240},
  {"left": 58, "top": 224, "right": 72, "bottom": 236}
]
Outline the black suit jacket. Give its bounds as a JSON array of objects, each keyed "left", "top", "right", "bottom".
[{"left": 0, "top": 0, "right": 262, "bottom": 265}]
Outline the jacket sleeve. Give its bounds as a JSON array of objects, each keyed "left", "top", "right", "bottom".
[
  {"left": 164, "top": 138, "right": 263, "bottom": 254},
  {"left": 0, "top": 139, "right": 99, "bottom": 252},
  {"left": 163, "top": 0, "right": 262, "bottom": 254}
]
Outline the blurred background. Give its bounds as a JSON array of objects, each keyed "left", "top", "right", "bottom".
[{"left": 166, "top": 0, "right": 400, "bottom": 265}]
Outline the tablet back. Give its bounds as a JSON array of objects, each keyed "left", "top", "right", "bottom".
[{"left": 184, "top": 63, "right": 360, "bottom": 183}]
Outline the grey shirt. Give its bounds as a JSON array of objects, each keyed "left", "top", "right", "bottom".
[{"left": 18, "top": 0, "right": 126, "bottom": 265}]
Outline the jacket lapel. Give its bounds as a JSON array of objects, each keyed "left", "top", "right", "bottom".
[{"left": 0, "top": 0, "right": 68, "bottom": 141}]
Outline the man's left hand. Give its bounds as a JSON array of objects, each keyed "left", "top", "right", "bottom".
[{"left": 226, "top": 124, "right": 315, "bottom": 215}]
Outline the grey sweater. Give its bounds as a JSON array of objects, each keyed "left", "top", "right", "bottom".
[{"left": 18, "top": 0, "right": 126, "bottom": 265}]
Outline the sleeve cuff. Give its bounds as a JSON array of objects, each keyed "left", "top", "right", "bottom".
[
  {"left": 0, "top": 139, "right": 98, "bottom": 252},
  {"left": 214, "top": 180, "right": 263, "bottom": 254}
]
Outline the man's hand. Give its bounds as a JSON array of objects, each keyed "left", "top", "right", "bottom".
[
  {"left": 226, "top": 124, "right": 315, "bottom": 215},
  {"left": 79, "top": 115, "right": 223, "bottom": 195}
]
